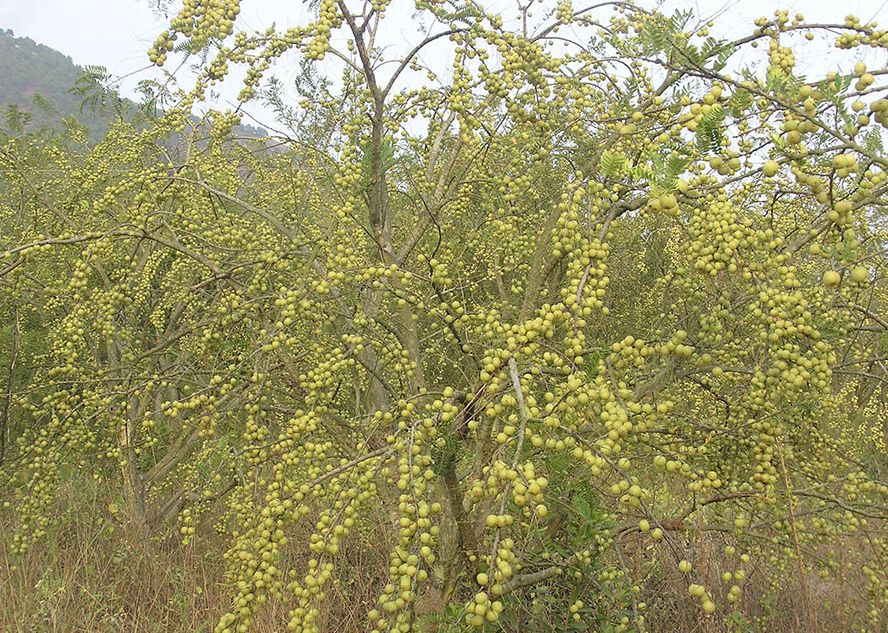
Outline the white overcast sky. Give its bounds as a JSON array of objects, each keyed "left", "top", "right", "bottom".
[{"left": 1, "top": 0, "right": 886, "bottom": 129}]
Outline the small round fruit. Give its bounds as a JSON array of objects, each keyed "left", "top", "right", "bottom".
[
  {"left": 763, "top": 160, "right": 779, "bottom": 177},
  {"left": 850, "top": 266, "right": 868, "bottom": 283},
  {"left": 823, "top": 270, "right": 841, "bottom": 287},
  {"left": 659, "top": 194, "right": 677, "bottom": 210},
  {"left": 678, "top": 560, "right": 692, "bottom": 573}
]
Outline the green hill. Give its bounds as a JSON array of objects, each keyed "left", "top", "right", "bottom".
[
  {"left": 0, "top": 28, "right": 129, "bottom": 139},
  {"left": 0, "top": 28, "right": 268, "bottom": 142}
]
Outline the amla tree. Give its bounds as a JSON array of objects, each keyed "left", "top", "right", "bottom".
[{"left": 3, "top": 1, "right": 888, "bottom": 631}]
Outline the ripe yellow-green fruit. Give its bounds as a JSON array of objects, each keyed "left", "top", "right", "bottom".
[
  {"left": 659, "top": 194, "right": 677, "bottom": 210},
  {"left": 850, "top": 266, "right": 868, "bottom": 283},
  {"left": 763, "top": 160, "right": 779, "bottom": 177},
  {"left": 678, "top": 560, "right": 692, "bottom": 573},
  {"left": 823, "top": 270, "right": 841, "bottom": 287}
]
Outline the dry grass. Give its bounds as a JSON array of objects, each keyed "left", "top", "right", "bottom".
[
  {"left": 1, "top": 479, "right": 221, "bottom": 632},
  {"left": 634, "top": 531, "right": 882, "bottom": 633},
  {"left": 0, "top": 477, "right": 392, "bottom": 633},
  {"left": 1, "top": 478, "right": 883, "bottom": 632}
]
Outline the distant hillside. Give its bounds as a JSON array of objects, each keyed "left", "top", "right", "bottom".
[
  {"left": 0, "top": 28, "right": 126, "bottom": 139},
  {"left": 0, "top": 28, "right": 267, "bottom": 142}
]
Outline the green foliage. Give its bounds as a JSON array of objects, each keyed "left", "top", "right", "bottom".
[
  {"left": 695, "top": 104, "right": 725, "bottom": 153},
  {"left": 600, "top": 150, "right": 626, "bottom": 177}
]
